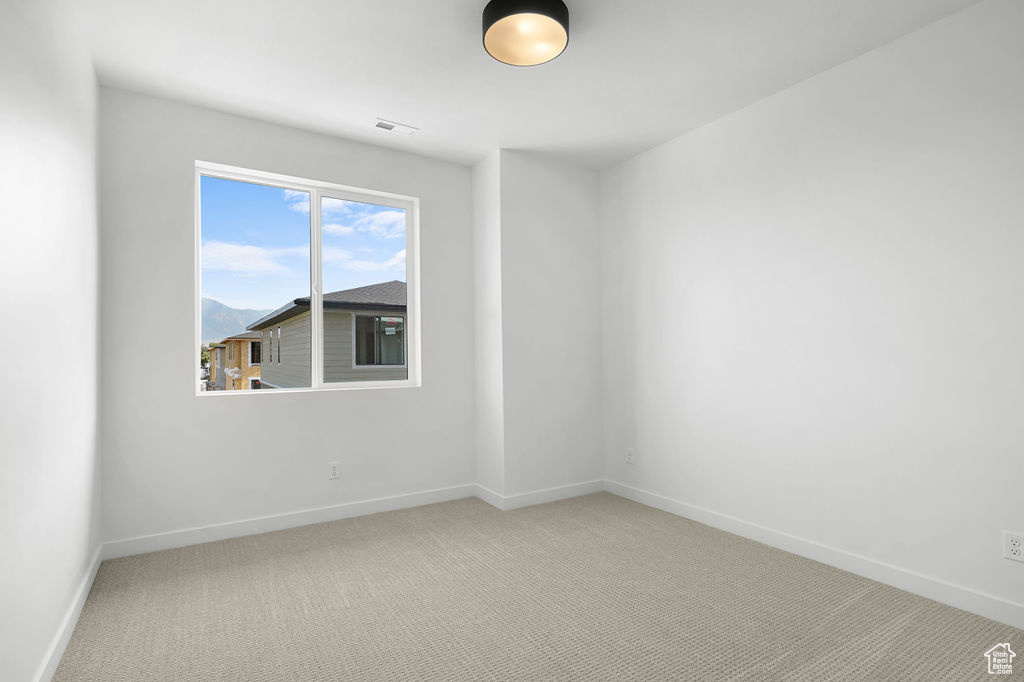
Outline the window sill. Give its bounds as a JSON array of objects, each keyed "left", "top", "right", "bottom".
[{"left": 196, "top": 379, "right": 420, "bottom": 396}]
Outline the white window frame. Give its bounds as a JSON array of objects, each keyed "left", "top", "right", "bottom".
[
  {"left": 351, "top": 313, "right": 408, "bottom": 370},
  {"left": 248, "top": 377, "right": 262, "bottom": 390},
  {"left": 194, "top": 161, "right": 421, "bottom": 396},
  {"left": 248, "top": 340, "right": 261, "bottom": 366}
]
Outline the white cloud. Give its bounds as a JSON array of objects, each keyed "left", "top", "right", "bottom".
[
  {"left": 322, "top": 246, "right": 353, "bottom": 263},
  {"left": 347, "top": 249, "right": 406, "bottom": 272},
  {"left": 284, "top": 193, "right": 406, "bottom": 240},
  {"left": 203, "top": 238, "right": 403, "bottom": 282},
  {"left": 320, "top": 200, "right": 405, "bottom": 239},
  {"left": 202, "top": 241, "right": 287, "bottom": 274},
  {"left": 323, "top": 223, "right": 355, "bottom": 236},
  {"left": 322, "top": 197, "right": 354, "bottom": 218},
  {"left": 201, "top": 241, "right": 308, "bottom": 275},
  {"left": 282, "top": 189, "right": 310, "bottom": 214},
  {"left": 354, "top": 209, "right": 405, "bottom": 239}
]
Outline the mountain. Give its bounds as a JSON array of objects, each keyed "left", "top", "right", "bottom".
[{"left": 201, "top": 298, "right": 274, "bottom": 345}]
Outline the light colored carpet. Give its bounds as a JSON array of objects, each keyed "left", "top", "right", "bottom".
[{"left": 55, "top": 493, "right": 1020, "bottom": 681}]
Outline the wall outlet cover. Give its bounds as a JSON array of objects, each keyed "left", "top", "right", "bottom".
[{"left": 1003, "top": 530, "right": 1024, "bottom": 562}]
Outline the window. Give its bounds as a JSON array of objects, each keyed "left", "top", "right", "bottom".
[
  {"left": 320, "top": 194, "right": 410, "bottom": 383},
  {"left": 354, "top": 315, "right": 406, "bottom": 367},
  {"left": 196, "top": 162, "right": 419, "bottom": 394}
]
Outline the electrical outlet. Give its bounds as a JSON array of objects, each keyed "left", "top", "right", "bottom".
[
  {"left": 328, "top": 461, "right": 340, "bottom": 480},
  {"left": 625, "top": 448, "right": 637, "bottom": 466},
  {"left": 1003, "top": 531, "right": 1024, "bottom": 562}
]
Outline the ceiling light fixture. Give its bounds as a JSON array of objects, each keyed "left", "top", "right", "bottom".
[{"left": 482, "top": 0, "right": 569, "bottom": 67}]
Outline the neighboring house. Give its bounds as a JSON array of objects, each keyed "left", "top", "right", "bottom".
[
  {"left": 207, "top": 343, "right": 225, "bottom": 390},
  {"left": 248, "top": 280, "right": 407, "bottom": 387},
  {"left": 208, "top": 331, "right": 263, "bottom": 390}
]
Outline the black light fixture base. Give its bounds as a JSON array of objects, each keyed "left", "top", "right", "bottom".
[{"left": 482, "top": 0, "right": 570, "bottom": 34}]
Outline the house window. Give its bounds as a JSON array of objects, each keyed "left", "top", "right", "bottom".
[
  {"left": 196, "top": 161, "right": 419, "bottom": 394},
  {"left": 354, "top": 316, "right": 406, "bottom": 367},
  {"left": 249, "top": 378, "right": 262, "bottom": 390}
]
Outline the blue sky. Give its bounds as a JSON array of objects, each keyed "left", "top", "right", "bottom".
[{"left": 200, "top": 176, "right": 406, "bottom": 310}]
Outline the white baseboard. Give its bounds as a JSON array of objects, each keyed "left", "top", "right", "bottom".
[
  {"left": 502, "top": 479, "right": 606, "bottom": 510},
  {"left": 104, "top": 479, "right": 608, "bottom": 559},
  {"left": 474, "top": 483, "right": 506, "bottom": 509},
  {"left": 104, "top": 483, "right": 477, "bottom": 559},
  {"left": 475, "top": 479, "right": 605, "bottom": 511},
  {"left": 604, "top": 480, "right": 1024, "bottom": 630},
  {"left": 34, "top": 544, "right": 103, "bottom": 682}
]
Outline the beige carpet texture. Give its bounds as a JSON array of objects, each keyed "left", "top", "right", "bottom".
[{"left": 55, "top": 493, "right": 1021, "bottom": 681}]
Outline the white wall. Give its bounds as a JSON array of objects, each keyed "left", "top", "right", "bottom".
[
  {"left": 499, "top": 151, "right": 604, "bottom": 495},
  {"left": 601, "top": 0, "right": 1024, "bottom": 622},
  {"left": 99, "top": 88, "right": 475, "bottom": 542},
  {"left": 471, "top": 150, "right": 605, "bottom": 500},
  {"left": 472, "top": 152, "right": 506, "bottom": 494},
  {"left": 0, "top": 1, "right": 101, "bottom": 680}
]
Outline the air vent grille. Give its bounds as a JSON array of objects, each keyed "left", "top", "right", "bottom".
[{"left": 374, "top": 118, "right": 419, "bottom": 136}]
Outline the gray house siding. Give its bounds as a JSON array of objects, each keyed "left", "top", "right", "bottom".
[
  {"left": 324, "top": 310, "right": 407, "bottom": 383},
  {"left": 259, "top": 312, "right": 312, "bottom": 388},
  {"left": 254, "top": 309, "right": 406, "bottom": 387}
]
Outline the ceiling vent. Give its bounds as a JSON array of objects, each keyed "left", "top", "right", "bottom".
[{"left": 375, "top": 118, "right": 419, "bottom": 136}]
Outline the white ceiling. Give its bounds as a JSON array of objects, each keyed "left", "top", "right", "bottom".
[{"left": 79, "top": 0, "right": 981, "bottom": 169}]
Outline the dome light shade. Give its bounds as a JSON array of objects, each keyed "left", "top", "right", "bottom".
[{"left": 483, "top": 0, "right": 569, "bottom": 67}]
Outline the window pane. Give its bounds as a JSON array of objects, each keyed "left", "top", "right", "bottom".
[
  {"left": 199, "top": 176, "right": 311, "bottom": 390},
  {"left": 354, "top": 315, "right": 376, "bottom": 365},
  {"left": 321, "top": 196, "right": 408, "bottom": 382},
  {"left": 377, "top": 317, "right": 405, "bottom": 365}
]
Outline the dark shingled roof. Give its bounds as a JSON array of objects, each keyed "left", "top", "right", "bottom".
[
  {"left": 321, "top": 280, "right": 406, "bottom": 307},
  {"left": 247, "top": 281, "right": 407, "bottom": 331}
]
